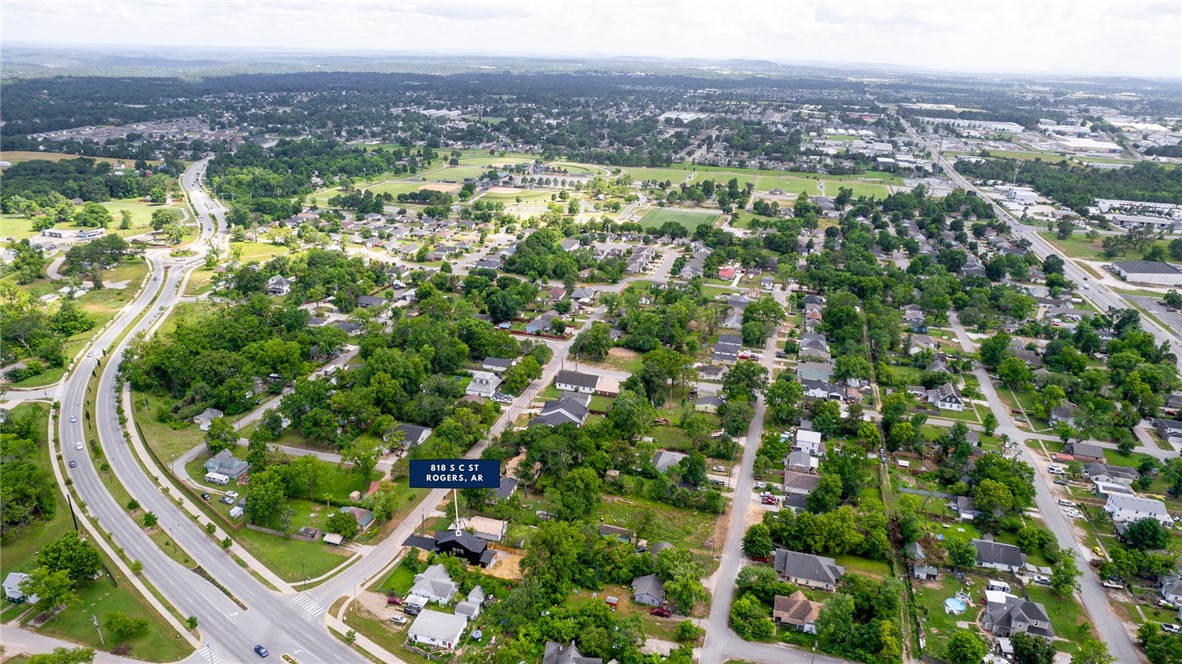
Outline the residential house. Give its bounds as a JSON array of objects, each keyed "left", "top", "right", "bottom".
[
  {"left": 529, "top": 397, "right": 589, "bottom": 427},
  {"left": 449, "top": 516, "right": 508, "bottom": 542},
  {"left": 466, "top": 371, "right": 502, "bottom": 398},
  {"left": 266, "top": 275, "right": 292, "bottom": 296},
  {"left": 694, "top": 395, "right": 722, "bottom": 413},
  {"left": 395, "top": 423, "right": 432, "bottom": 448},
  {"left": 1154, "top": 418, "right": 1182, "bottom": 444},
  {"left": 903, "top": 306, "right": 927, "bottom": 332},
  {"left": 455, "top": 586, "right": 485, "bottom": 621},
  {"left": 555, "top": 370, "right": 599, "bottom": 394},
  {"left": 950, "top": 496, "right": 982, "bottom": 521},
  {"left": 773, "top": 591, "right": 822, "bottom": 633},
  {"left": 1066, "top": 441, "right": 1104, "bottom": 462},
  {"left": 407, "top": 610, "right": 467, "bottom": 650},
  {"left": 547, "top": 286, "right": 568, "bottom": 302},
  {"left": 1083, "top": 462, "right": 1140, "bottom": 487},
  {"left": 772, "top": 550, "right": 845, "bottom": 591},
  {"left": 424, "top": 530, "right": 496, "bottom": 567},
  {"left": 410, "top": 564, "right": 459, "bottom": 604},
  {"left": 356, "top": 295, "right": 388, "bottom": 308},
  {"left": 926, "top": 382, "right": 964, "bottom": 411},
  {"left": 495, "top": 477, "right": 518, "bottom": 502},
  {"left": 783, "top": 471, "right": 822, "bottom": 496},
  {"left": 1050, "top": 404, "right": 1081, "bottom": 427},
  {"left": 972, "top": 539, "right": 1027, "bottom": 572},
  {"left": 542, "top": 641, "right": 602, "bottom": 664},
  {"left": 482, "top": 357, "right": 515, "bottom": 373},
  {"left": 474, "top": 258, "right": 502, "bottom": 270},
  {"left": 908, "top": 334, "right": 938, "bottom": 355},
  {"left": 1162, "top": 576, "right": 1182, "bottom": 606},
  {"left": 787, "top": 450, "right": 818, "bottom": 474},
  {"left": 794, "top": 430, "right": 825, "bottom": 456},
  {"left": 904, "top": 542, "right": 938, "bottom": 580},
  {"left": 630, "top": 574, "right": 666, "bottom": 607},
  {"left": 653, "top": 450, "right": 688, "bottom": 473},
  {"left": 982, "top": 593, "right": 1055, "bottom": 639},
  {"left": 338, "top": 506, "right": 375, "bottom": 532},
  {"left": 204, "top": 449, "right": 250, "bottom": 479},
  {"left": 2, "top": 573, "right": 36, "bottom": 604},
  {"left": 800, "top": 379, "right": 843, "bottom": 401},
  {"left": 525, "top": 313, "right": 557, "bottom": 334},
  {"left": 192, "top": 408, "right": 224, "bottom": 431},
  {"left": 796, "top": 362, "right": 835, "bottom": 383},
  {"left": 1105, "top": 494, "right": 1175, "bottom": 527}
]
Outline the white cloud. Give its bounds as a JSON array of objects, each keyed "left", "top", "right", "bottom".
[{"left": 3, "top": 0, "right": 1179, "bottom": 77}]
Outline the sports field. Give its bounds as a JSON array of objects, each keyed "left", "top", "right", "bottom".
[
  {"left": 0, "top": 151, "right": 160, "bottom": 167},
  {"left": 637, "top": 207, "right": 720, "bottom": 229}
]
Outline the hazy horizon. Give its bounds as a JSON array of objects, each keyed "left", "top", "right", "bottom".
[{"left": 3, "top": 0, "right": 1180, "bottom": 79}]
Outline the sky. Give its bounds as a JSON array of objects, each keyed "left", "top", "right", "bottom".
[{"left": 4, "top": 0, "right": 1181, "bottom": 78}]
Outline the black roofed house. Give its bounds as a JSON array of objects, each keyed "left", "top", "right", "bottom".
[
  {"left": 1083, "top": 462, "right": 1139, "bottom": 486},
  {"left": 630, "top": 574, "right": 666, "bottom": 607},
  {"left": 555, "top": 370, "right": 599, "bottom": 394},
  {"left": 394, "top": 423, "right": 432, "bottom": 448},
  {"left": 542, "top": 641, "right": 602, "bottom": 664},
  {"left": 474, "top": 258, "right": 502, "bottom": 270},
  {"left": 773, "top": 549, "right": 845, "bottom": 591},
  {"left": 334, "top": 320, "right": 363, "bottom": 336},
  {"left": 972, "top": 539, "right": 1026, "bottom": 572},
  {"left": 434, "top": 530, "right": 496, "bottom": 568},
  {"left": 1013, "top": 349, "right": 1043, "bottom": 368}
]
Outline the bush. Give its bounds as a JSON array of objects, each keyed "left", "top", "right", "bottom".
[{"left": 675, "top": 620, "right": 703, "bottom": 644}]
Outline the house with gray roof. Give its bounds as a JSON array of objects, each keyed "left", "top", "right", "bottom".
[
  {"left": 529, "top": 397, "right": 588, "bottom": 428},
  {"left": 796, "top": 362, "right": 835, "bottom": 383},
  {"left": 972, "top": 539, "right": 1026, "bottom": 572},
  {"left": 772, "top": 550, "right": 844, "bottom": 591},
  {"left": 1105, "top": 494, "right": 1174, "bottom": 526},
  {"left": 904, "top": 542, "right": 939, "bottom": 580},
  {"left": 410, "top": 564, "right": 458, "bottom": 604},
  {"left": 783, "top": 470, "right": 822, "bottom": 496},
  {"left": 982, "top": 594, "right": 1054, "bottom": 639},
  {"left": 554, "top": 370, "right": 599, "bottom": 394},
  {"left": 653, "top": 450, "right": 688, "bottom": 473},
  {"left": 2, "top": 573, "right": 37, "bottom": 604},
  {"left": 204, "top": 449, "right": 250, "bottom": 479},
  {"left": 455, "top": 586, "right": 485, "bottom": 620},
  {"left": 542, "top": 641, "right": 602, "bottom": 664},
  {"left": 407, "top": 609, "right": 467, "bottom": 650},
  {"left": 630, "top": 574, "right": 666, "bottom": 607}
]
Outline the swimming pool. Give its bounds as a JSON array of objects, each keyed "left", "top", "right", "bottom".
[{"left": 944, "top": 597, "right": 967, "bottom": 614}]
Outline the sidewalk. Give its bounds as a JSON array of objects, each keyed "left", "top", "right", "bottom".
[
  {"left": 43, "top": 407, "right": 201, "bottom": 649},
  {"left": 121, "top": 383, "right": 295, "bottom": 594}
]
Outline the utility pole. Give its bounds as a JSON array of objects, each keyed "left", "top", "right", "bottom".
[{"left": 91, "top": 614, "right": 105, "bottom": 646}]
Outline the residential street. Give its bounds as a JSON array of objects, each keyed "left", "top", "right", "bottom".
[{"left": 947, "top": 312, "right": 1140, "bottom": 663}]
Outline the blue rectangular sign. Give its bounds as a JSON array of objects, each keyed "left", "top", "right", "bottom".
[{"left": 409, "top": 459, "right": 501, "bottom": 488}]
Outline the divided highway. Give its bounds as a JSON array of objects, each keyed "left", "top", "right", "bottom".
[{"left": 56, "top": 159, "right": 363, "bottom": 664}]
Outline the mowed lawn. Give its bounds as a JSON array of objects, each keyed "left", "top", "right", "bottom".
[
  {"left": 638, "top": 208, "right": 720, "bottom": 229},
  {"left": 0, "top": 151, "right": 159, "bottom": 167},
  {"left": 1, "top": 198, "right": 186, "bottom": 243}
]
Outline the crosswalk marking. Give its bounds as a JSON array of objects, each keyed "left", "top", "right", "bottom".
[
  {"left": 292, "top": 593, "right": 325, "bottom": 618},
  {"left": 199, "top": 646, "right": 222, "bottom": 664}
]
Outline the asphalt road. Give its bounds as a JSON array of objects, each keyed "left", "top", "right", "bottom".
[
  {"left": 56, "top": 160, "right": 363, "bottom": 664},
  {"left": 947, "top": 313, "right": 1140, "bottom": 664}
]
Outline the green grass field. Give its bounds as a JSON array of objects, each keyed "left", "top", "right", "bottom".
[
  {"left": 0, "top": 151, "right": 160, "bottom": 167},
  {"left": 637, "top": 207, "right": 720, "bottom": 229},
  {"left": 478, "top": 189, "right": 556, "bottom": 204},
  {"left": 366, "top": 181, "right": 455, "bottom": 197},
  {"left": 0, "top": 199, "right": 187, "bottom": 243}
]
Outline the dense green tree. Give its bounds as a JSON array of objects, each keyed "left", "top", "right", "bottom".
[
  {"left": 1124, "top": 517, "right": 1170, "bottom": 550},
  {"left": 35, "top": 532, "right": 101, "bottom": 583},
  {"left": 945, "top": 630, "right": 987, "bottom": 664},
  {"left": 741, "top": 523, "right": 774, "bottom": 559}
]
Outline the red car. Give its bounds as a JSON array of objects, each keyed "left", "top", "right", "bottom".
[
  {"left": 650, "top": 607, "right": 672, "bottom": 618},
  {"left": 386, "top": 594, "right": 403, "bottom": 605}
]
